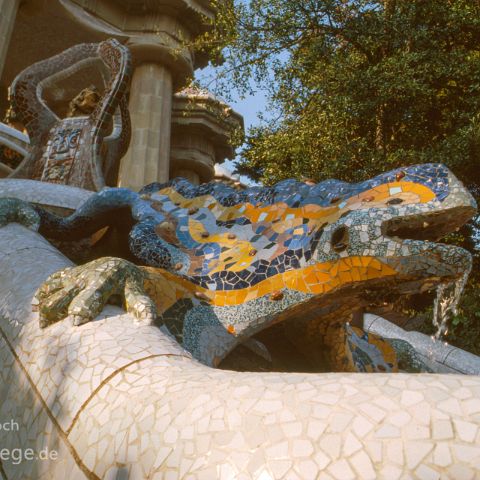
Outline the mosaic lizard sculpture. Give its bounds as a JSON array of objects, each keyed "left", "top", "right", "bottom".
[
  {"left": 7, "top": 39, "right": 131, "bottom": 190},
  {"left": 0, "top": 163, "right": 476, "bottom": 372}
]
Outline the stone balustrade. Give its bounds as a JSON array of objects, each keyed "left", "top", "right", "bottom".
[{"left": 0, "top": 122, "right": 29, "bottom": 177}]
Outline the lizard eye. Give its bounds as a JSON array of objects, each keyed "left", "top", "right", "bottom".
[{"left": 331, "top": 225, "right": 349, "bottom": 252}]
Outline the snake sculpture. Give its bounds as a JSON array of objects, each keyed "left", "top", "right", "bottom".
[{"left": 7, "top": 39, "right": 131, "bottom": 191}]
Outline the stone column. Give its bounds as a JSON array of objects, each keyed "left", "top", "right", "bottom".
[
  {"left": 118, "top": 63, "right": 173, "bottom": 190},
  {"left": 0, "top": 0, "right": 20, "bottom": 78},
  {"left": 170, "top": 88, "right": 244, "bottom": 184},
  {"left": 117, "top": 31, "right": 193, "bottom": 191}
]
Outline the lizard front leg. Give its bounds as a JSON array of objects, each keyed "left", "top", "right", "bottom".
[{"left": 33, "top": 257, "right": 157, "bottom": 328}]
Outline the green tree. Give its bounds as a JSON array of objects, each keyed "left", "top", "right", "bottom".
[{"left": 195, "top": 0, "right": 480, "bottom": 195}]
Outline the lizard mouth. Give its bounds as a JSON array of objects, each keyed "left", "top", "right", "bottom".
[
  {"left": 380, "top": 204, "right": 475, "bottom": 284},
  {"left": 381, "top": 205, "right": 474, "bottom": 243}
]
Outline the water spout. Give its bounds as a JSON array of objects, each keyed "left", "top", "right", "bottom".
[{"left": 432, "top": 262, "right": 472, "bottom": 340}]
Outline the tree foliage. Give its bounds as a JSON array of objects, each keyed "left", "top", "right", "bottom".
[{"left": 195, "top": 0, "right": 480, "bottom": 194}]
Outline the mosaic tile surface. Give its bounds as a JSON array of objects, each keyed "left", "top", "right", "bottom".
[
  {"left": 1, "top": 163, "right": 475, "bottom": 371},
  {"left": 0, "top": 224, "right": 480, "bottom": 478},
  {"left": 8, "top": 39, "right": 131, "bottom": 191},
  {"left": 0, "top": 334, "right": 85, "bottom": 479},
  {"left": 0, "top": 178, "right": 93, "bottom": 210}
]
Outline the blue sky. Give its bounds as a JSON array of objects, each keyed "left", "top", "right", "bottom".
[{"left": 226, "top": 90, "right": 268, "bottom": 185}]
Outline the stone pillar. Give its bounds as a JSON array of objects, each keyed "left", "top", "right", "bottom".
[
  {"left": 117, "top": 30, "right": 194, "bottom": 191},
  {"left": 118, "top": 63, "right": 173, "bottom": 190},
  {"left": 0, "top": 0, "right": 20, "bottom": 78},
  {"left": 170, "top": 88, "right": 244, "bottom": 184},
  {"left": 170, "top": 132, "right": 217, "bottom": 184}
]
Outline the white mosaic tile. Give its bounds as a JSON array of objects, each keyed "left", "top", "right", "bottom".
[{"left": 1, "top": 224, "right": 480, "bottom": 478}]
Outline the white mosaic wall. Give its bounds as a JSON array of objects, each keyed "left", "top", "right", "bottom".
[
  {"left": 0, "top": 223, "right": 479, "bottom": 479},
  {"left": 0, "top": 179, "right": 93, "bottom": 210}
]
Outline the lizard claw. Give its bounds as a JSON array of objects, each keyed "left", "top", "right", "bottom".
[{"left": 34, "top": 257, "right": 158, "bottom": 328}]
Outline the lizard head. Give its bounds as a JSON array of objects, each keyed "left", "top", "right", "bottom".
[{"left": 305, "top": 163, "right": 475, "bottom": 298}]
